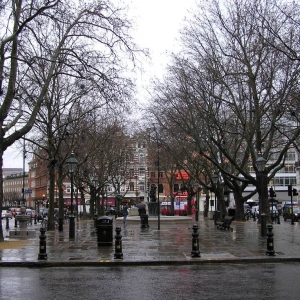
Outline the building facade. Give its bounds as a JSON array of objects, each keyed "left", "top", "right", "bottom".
[{"left": 3, "top": 172, "right": 29, "bottom": 207}]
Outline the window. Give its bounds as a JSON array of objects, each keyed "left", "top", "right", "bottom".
[
  {"left": 174, "top": 184, "right": 179, "bottom": 192},
  {"left": 129, "top": 153, "right": 134, "bottom": 162},
  {"left": 274, "top": 176, "right": 296, "bottom": 186},
  {"left": 286, "top": 151, "right": 296, "bottom": 161},
  {"left": 248, "top": 165, "right": 255, "bottom": 173},
  {"left": 138, "top": 141, "right": 146, "bottom": 148},
  {"left": 129, "top": 169, "right": 134, "bottom": 177},
  {"left": 151, "top": 172, "right": 156, "bottom": 178},
  {"left": 159, "top": 172, "right": 163, "bottom": 178},
  {"left": 158, "top": 184, "right": 164, "bottom": 193},
  {"left": 139, "top": 168, "right": 145, "bottom": 176},
  {"left": 284, "top": 164, "right": 295, "bottom": 173},
  {"left": 129, "top": 182, "right": 134, "bottom": 191},
  {"left": 139, "top": 154, "right": 145, "bottom": 164},
  {"left": 139, "top": 183, "right": 145, "bottom": 191}
]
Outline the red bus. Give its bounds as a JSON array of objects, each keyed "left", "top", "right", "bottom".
[{"left": 160, "top": 195, "right": 195, "bottom": 216}]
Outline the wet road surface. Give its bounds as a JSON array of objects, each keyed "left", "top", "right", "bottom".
[{"left": 1, "top": 263, "right": 300, "bottom": 300}]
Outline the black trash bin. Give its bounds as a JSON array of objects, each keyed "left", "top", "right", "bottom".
[{"left": 97, "top": 216, "right": 113, "bottom": 246}]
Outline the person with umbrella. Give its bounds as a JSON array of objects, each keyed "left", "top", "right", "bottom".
[{"left": 136, "top": 200, "right": 146, "bottom": 219}]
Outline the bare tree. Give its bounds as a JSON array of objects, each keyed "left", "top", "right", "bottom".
[
  {"left": 148, "top": 0, "right": 300, "bottom": 221},
  {"left": 0, "top": 0, "right": 142, "bottom": 240}
]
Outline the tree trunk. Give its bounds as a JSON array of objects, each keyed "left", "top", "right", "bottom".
[
  {"left": 233, "top": 190, "right": 246, "bottom": 221},
  {"left": 204, "top": 192, "right": 209, "bottom": 217},
  {"left": 0, "top": 150, "right": 4, "bottom": 241},
  {"left": 47, "top": 165, "right": 55, "bottom": 231}
]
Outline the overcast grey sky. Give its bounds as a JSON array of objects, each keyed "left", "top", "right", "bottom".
[{"left": 3, "top": 0, "right": 197, "bottom": 169}]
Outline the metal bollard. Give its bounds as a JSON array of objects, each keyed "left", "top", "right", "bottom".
[
  {"left": 14, "top": 217, "right": 17, "bottom": 228},
  {"left": 114, "top": 226, "right": 123, "bottom": 259},
  {"left": 266, "top": 224, "right": 275, "bottom": 256},
  {"left": 277, "top": 214, "right": 280, "bottom": 224},
  {"left": 38, "top": 226, "right": 48, "bottom": 260},
  {"left": 191, "top": 224, "right": 201, "bottom": 258}
]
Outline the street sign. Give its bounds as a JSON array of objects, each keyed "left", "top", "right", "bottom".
[{"left": 25, "top": 189, "right": 32, "bottom": 194}]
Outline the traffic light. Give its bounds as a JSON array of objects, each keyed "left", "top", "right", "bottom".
[
  {"left": 149, "top": 185, "right": 157, "bottom": 202},
  {"left": 269, "top": 187, "right": 276, "bottom": 198},
  {"left": 288, "top": 185, "right": 292, "bottom": 196},
  {"left": 293, "top": 188, "right": 298, "bottom": 196}
]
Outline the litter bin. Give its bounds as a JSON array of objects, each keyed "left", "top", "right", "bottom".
[
  {"left": 97, "top": 216, "right": 113, "bottom": 246},
  {"left": 141, "top": 214, "right": 149, "bottom": 228}
]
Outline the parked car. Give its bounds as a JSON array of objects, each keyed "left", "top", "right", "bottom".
[
  {"left": 293, "top": 208, "right": 300, "bottom": 221},
  {"left": 1, "top": 210, "right": 12, "bottom": 219},
  {"left": 282, "top": 206, "right": 300, "bottom": 221}
]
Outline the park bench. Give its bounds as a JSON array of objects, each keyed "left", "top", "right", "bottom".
[{"left": 216, "top": 216, "right": 234, "bottom": 231}]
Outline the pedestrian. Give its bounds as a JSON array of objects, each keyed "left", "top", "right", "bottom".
[
  {"left": 136, "top": 200, "right": 146, "bottom": 219},
  {"left": 122, "top": 204, "right": 129, "bottom": 224}
]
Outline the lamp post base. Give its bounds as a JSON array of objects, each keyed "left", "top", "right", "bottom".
[{"left": 69, "top": 215, "right": 75, "bottom": 239}]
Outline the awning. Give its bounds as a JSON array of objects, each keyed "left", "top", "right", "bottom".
[{"left": 64, "top": 198, "right": 85, "bottom": 206}]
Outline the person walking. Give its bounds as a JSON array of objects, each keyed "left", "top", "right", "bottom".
[
  {"left": 136, "top": 200, "right": 146, "bottom": 219},
  {"left": 122, "top": 204, "right": 129, "bottom": 224}
]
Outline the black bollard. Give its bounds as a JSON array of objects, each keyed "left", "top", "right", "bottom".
[
  {"left": 114, "top": 226, "right": 123, "bottom": 259},
  {"left": 191, "top": 224, "right": 201, "bottom": 258},
  {"left": 34, "top": 215, "right": 37, "bottom": 225},
  {"left": 14, "top": 217, "right": 17, "bottom": 228},
  {"left": 277, "top": 214, "right": 280, "bottom": 225},
  {"left": 253, "top": 210, "right": 256, "bottom": 221},
  {"left": 195, "top": 209, "right": 199, "bottom": 222},
  {"left": 38, "top": 226, "right": 48, "bottom": 260},
  {"left": 266, "top": 224, "right": 275, "bottom": 256},
  {"left": 6, "top": 217, "right": 9, "bottom": 230}
]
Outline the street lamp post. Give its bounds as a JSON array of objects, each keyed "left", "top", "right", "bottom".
[
  {"left": 92, "top": 177, "right": 99, "bottom": 216},
  {"left": 65, "top": 152, "right": 78, "bottom": 239},
  {"left": 256, "top": 155, "right": 267, "bottom": 237},
  {"left": 211, "top": 173, "right": 219, "bottom": 225},
  {"left": 193, "top": 182, "right": 200, "bottom": 222}
]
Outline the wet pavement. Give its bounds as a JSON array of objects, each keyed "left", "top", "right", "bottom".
[{"left": 1, "top": 214, "right": 300, "bottom": 266}]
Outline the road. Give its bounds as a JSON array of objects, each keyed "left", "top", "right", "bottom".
[{"left": 0, "top": 263, "right": 299, "bottom": 299}]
